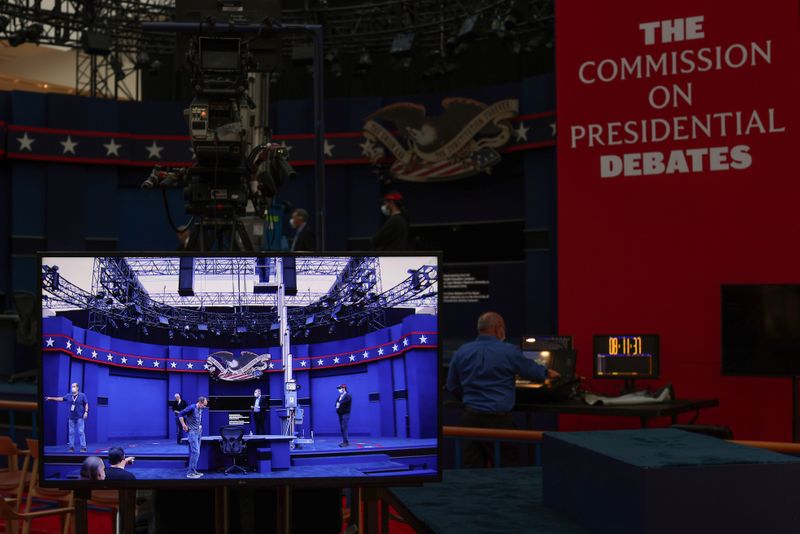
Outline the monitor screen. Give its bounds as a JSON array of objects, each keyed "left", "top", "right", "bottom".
[
  {"left": 722, "top": 284, "right": 800, "bottom": 377},
  {"left": 39, "top": 253, "right": 440, "bottom": 488},
  {"left": 593, "top": 335, "right": 659, "bottom": 379}
]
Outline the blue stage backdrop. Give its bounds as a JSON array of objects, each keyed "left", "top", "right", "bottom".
[{"left": 42, "top": 314, "right": 438, "bottom": 445}]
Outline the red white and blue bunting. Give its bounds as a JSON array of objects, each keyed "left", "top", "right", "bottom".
[{"left": 42, "top": 331, "right": 438, "bottom": 375}]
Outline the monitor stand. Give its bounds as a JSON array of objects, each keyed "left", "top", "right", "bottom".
[
  {"left": 793, "top": 376, "right": 799, "bottom": 443},
  {"left": 621, "top": 378, "right": 638, "bottom": 395}
]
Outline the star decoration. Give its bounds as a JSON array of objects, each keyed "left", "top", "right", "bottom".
[
  {"left": 513, "top": 121, "right": 529, "bottom": 142},
  {"left": 153, "top": 360, "right": 160, "bottom": 367},
  {"left": 317, "top": 359, "right": 324, "bottom": 366},
  {"left": 333, "top": 357, "right": 340, "bottom": 364},
  {"left": 300, "top": 360, "right": 307, "bottom": 367},
  {"left": 359, "top": 139, "right": 375, "bottom": 157},
  {"left": 91, "top": 350, "right": 98, "bottom": 359},
  {"left": 46, "top": 337, "right": 54, "bottom": 347},
  {"left": 377, "top": 348, "right": 384, "bottom": 356},
  {"left": 145, "top": 141, "right": 164, "bottom": 160},
  {"left": 60, "top": 136, "right": 78, "bottom": 155},
  {"left": 349, "top": 355, "right": 356, "bottom": 361},
  {"left": 323, "top": 139, "right": 335, "bottom": 157},
  {"left": 17, "top": 132, "right": 35, "bottom": 152},
  {"left": 186, "top": 363, "right": 193, "bottom": 369},
  {"left": 362, "top": 351, "right": 369, "bottom": 359},
  {"left": 392, "top": 344, "right": 399, "bottom": 352},
  {"left": 170, "top": 362, "right": 177, "bottom": 368},
  {"left": 550, "top": 122, "right": 557, "bottom": 137},
  {"left": 136, "top": 359, "right": 143, "bottom": 366},
  {"left": 107, "top": 354, "right": 114, "bottom": 361},
  {"left": 268, "top": 362, "right": 275, "bottom": 369},
  {"left": 402, "top": 338, "right": 409, "bottom": 347},
  {"left": 66, "top": 340, "right": 72, "bottom": 349},
  {"left": 104, "top": 138, "right": 122, "bottom": 157},
  {"left": 121, "top": 357, "right": 128, "bottom": 364},
  {"left": 419, "top": 335, "right": 428, "bottom": 344},
  {"left": 76, "top": 346, "right": 83, "bottom": 355},
  {"left": 203, "top": 363, "right": 211, "bottom": 371}
]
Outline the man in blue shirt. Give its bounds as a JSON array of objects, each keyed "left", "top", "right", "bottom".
[
  {"left": 447, "top": 312, "right": 559, "bottom": 468},
  {"left": 179, "top": 396, "right": 208, "bottom": 478},
  {"left": 45, "top": 382, "right": 89, "bottom": 453}
]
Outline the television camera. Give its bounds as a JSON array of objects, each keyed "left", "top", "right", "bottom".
[{"left": 141, "top": 28, "right": 295, "bottom": 251}]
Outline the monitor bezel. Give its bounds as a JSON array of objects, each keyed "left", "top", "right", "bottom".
[
  {"left": 592, "top": 334, "right": 660, "bottom": 380},
  {"left": 38, "top": 250, "right": 443, "bottom": 490}
]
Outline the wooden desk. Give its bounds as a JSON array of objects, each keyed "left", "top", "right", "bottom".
[{"left": 195, "top": 434, "right": 294, "bottom": 472}]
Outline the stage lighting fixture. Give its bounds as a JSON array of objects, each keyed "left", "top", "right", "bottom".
[
  {"left": 158, "top": 316, "right": 169, "bottom": 325},
  {"left": 304, "top": 329, "right": 310, "bottom": 337},
  {"left": 390, "top": 32, "right": 414, "bottom": 57},
  {"left": 110, "top": 56, "right": 126, "bottom": 81},
  {"left": 184, "top": 325, "right": 190, "bottom": 331},
  {"left": 305, "top": 315, "right": 315, "bottom": 325},
  {"left": 168, "top": 330, "right": 174, "bottom": 339},
  {"left": 458, "top": 15, "right": 478, "bottom": 41},
  {"left": 9, "top": 30, "right": 28, "bottom": 47},
  {"left": 142, "top": 326, "right": 149, "bottom": 336},
  {"left": 328, "top": 325, "right": 336, "bottom": 334},
  {"left": 355, "top": 48, "right": 372, "bottom": 76},
  {"left": 292, "top": 43, "right": 315, "bottom": 65},
  {"left": 236, "top": 325, "right": 248, "bottom": 334},
  {"left": 324, "top": 47, "right": 338, "bottom": 64},
  {"left": 197, "top": 323, "right": 209, "bottom": 331},
  {"left": 148, "top": 60, "right": 162, "bottom": 75},
  {"left": 135, "top": 51, "right": 150, "bottom": 69},
  {"left": 82, "top": 31, "right": 111, "bottom": 55}
]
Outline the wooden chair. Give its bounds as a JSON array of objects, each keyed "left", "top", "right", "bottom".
[
  {"left": 0, "top": 496, "right": 74, "bottom": 534},
  {"left": 89, "top": 490, "right": 120, "bottom": 534},
  {"left": 0, "top": 437, "right": 30, "bottom": 513},
  {"left": 24, "top": 439, "right": 74, "bottom": 534}
]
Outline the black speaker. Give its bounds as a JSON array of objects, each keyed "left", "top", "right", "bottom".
[{"left": 178, "top": 257, "right": 195, "bottom": 296}]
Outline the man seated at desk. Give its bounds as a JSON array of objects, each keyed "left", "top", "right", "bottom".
[{"left": 446, "top": 312, "right": 559, "bottom": 468}]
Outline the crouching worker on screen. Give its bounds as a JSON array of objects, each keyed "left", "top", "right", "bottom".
[{"left": 178, "top": 396, "right": 208, "bottom": 479}]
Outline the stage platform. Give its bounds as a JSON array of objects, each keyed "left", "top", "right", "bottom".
[{"left": 43, "top": 436, "right": 438, "bottom": 482}]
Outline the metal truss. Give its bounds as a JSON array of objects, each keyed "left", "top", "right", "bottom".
[
  {"left": 149, "top": 291, "right": 328, "bottom": 308},
  {"left": 124, "top": 257, "right": 353, "bottom": 276}
]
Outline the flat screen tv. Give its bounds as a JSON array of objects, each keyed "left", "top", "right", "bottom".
[
  {"left": 39, "top": 253, "right": 441, "bottom": 488},
  {"left": 593, "top": 335, "right": 659, "bottom": 380},
  {"left": 722, "top": 284, "right": 800, "bottom": 377}
]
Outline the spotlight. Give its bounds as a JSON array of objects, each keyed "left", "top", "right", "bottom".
[
  {"left": 149, "top": 59, "right": 161, "bottom": 75},
  {"left": 168, "top": 330, "right": 174, "bottom": 339},
  {"left": 26, "top": 23, "right": 44, "bottom": 44},
  {"left": 390, "top": 32, "right": 414, "bottom": 58},
  {"left": 324, "top": 47, "right": 338, "bottom": 64},
  {"left": 304, "top": 329, "right": 310, "bottom": 337},
  {"left": 135, "top": 51, "right": 150, "bottom": 69},
  {"left": 355, "top": 48, "right": 372, "bottom": 76},
  {"left": 9, "top": 30, "right": 28, "bottom": 47},
  {"left": 328, "top": 325, "right": 336, "bottom": 334},
  {"left": 142, "top": 326, "right": 149, "bottom": 336},
  {"left": 457, "top": 15, "right": 478, "bottom": 41}
]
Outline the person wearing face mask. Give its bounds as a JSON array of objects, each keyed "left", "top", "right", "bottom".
[
  {"left": 372, "top": 191, "right": 410, "bottom": 251},
  {"left": 172, "top": 393, "right": 188, "bottom": 444},
  {"left": 45, "top": 382, "right": 89, "bottom": 453},
  {"left": 446, "top": 312, "right": 560, "bottom": 468},
  {"left": 289, "top": 208, "right": 316, "bottom": 252},
  {"left": 335, "top": 384, "right": 352, "bottom": 447},
  {"left": 178, "top": 396, "right": 209, "bottom": 478},
  {"left": 251, "top": 388, "right": 267, "bottom": 435}
]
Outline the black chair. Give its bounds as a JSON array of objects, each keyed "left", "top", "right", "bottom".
[{"left": 219, "top": 425, "right": 248, "bottom": 475}]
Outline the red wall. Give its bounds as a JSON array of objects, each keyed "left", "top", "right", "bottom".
[{"left": 556, "top": 0, "right": 800, "bottom": 440}]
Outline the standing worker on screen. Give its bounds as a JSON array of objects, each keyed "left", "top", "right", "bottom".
[
  {"left": 172, "top": 393, "right": 187, "bottom": 444},
  {"left": 446, "top": 312, "right": 560, "bottom": 468},
  {"left": 251, "top": 388, "right": 266, "bottom": 435},
  {"left": 372, "top": 192, "right": 409, "bottom": 251},
  {"left": 179, "top": 396, "right": 208, "bottom": 478},
  {"left": 45, "top": 382, "right": 89, "bottom": 453},
  {"left": 335, "top": 384, "right": 352, "bottom": 447}
]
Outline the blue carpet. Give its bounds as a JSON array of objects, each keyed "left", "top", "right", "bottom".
[{"left": 390, "top": 467, "right": 588, "bottom": 533}]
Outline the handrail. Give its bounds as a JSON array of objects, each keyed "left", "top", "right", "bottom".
[
  {"left": 0, "top": 400, "right": 37, "bottom": 411},
  {"left": 443, "top": 426, "right": 543, "bottom": 441}
]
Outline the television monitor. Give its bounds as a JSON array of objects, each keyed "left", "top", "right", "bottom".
[
  {"left": 593, "top": 335, "right": 659, "bottom": 380},
  {"left": 519, "top": 336, "right": 575, "bottom": 381},
  {"left": 722, "top": 284, "right": 800, "bottom": 377},
  {"left": 39, "top": 253, "right": 441, "bottom": 488}
]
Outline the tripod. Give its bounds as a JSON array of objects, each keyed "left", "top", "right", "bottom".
[{"left": 185, "top": 216, "right": 255, "bottom": 252}]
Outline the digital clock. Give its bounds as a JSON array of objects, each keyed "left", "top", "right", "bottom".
[{"left": 593, "top": 334, "right": 659, "bottom": 379}]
